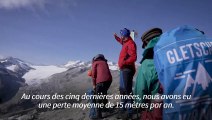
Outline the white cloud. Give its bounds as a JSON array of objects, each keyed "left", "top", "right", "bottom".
[{"left": 0, "top": 0, "right": 47, "bottom": 9}]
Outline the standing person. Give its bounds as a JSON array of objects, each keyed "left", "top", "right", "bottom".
[
  {"left": 134, "top": 28, "right": 163, "bottom": 120},
  {"left": 89, "top": 54, "right": 112, "bottom": 119},
  {"left": 114, "top": 28, "right": 137, "bottom": 119}
]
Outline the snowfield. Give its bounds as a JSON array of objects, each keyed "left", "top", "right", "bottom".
[
  {"left": 64, "top": 60, "right": 86, "bottom": 67},
  {"left": 22, "top": 61, "right": 119, "bottom": 85},
  {"left": 6, "top": 65, "right": 16, "bottom": 72},
  {"left": 22, "top": 65, "right": 67, "bottom": 85},
  {"left": 108, "top": 62, "right": 119, "bottom": 71},
  {"left": 0, "top": 57, "right": 119, "bottom": 85},
  {"left": 0, "top": 59, "right": 7, "bottom": 63}
]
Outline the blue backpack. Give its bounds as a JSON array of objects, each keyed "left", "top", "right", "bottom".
[
  {"left": 154, "top": 25, "right": 212, "bottom": 120},
  {"left": 87, "top": 89, "right": 97, "bottom": 119}
]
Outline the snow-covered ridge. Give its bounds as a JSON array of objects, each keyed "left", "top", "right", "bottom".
[
  {"left": 64, "top": 60, "right": 88, "bottom": 68},
  {"left": 0, "top": 57, "right": 32, "bottom": 75},
  {"left": 0, "top": 57, "right": 119, "bottom": 85},
  {"left": 64, "top": 60, "right": 119, "bottom": 70}
]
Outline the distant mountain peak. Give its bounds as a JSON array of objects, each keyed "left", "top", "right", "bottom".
[
  {"left": 64, "top": 60, "right": 87, "bottom": 68},
  {"left": 0, "top": 56, "right": 31, "bottom": 65},
  {"left": 0, "top": 56, "right": 33, "bottom": 76},
  {"left": 64, "top": 60, "right": 119, "bottom": 70}
]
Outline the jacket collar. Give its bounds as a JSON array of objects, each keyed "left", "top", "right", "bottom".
[
  {"left": 143, "top": 37, "right": 159, "bottom": 57},
  {"left": 123, "top": 37, "right": 133, "bottom": 44}
]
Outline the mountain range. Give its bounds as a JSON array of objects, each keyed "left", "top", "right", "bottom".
[
  {"left": 0, "top": 56, "right": 123, "bottom": 120},
  {"left": 0, "top": 57, "right": 119, "bottom": 85}
]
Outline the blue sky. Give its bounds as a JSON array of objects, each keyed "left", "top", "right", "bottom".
[{"left": 0, "top": 0, "right": 212, "bottom": 65}]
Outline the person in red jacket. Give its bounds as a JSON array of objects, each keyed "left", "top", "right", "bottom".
[
  {"left": 114, "top": 28, "right": 137, "bottom": 119},
  {"left": 91, "top": 54, "right": 112, "bottom": 119}
]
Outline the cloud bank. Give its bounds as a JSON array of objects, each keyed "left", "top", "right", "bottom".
[{"left": 0, "top": 0, "right": 47, "bottom": 9}]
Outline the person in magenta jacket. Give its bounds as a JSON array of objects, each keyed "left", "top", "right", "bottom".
[
  {"left": 91, "top": 54, "right": 112, "bottom": 119},
  {"left": 114, "top": 28, "right": 137, "bottom": 119}
]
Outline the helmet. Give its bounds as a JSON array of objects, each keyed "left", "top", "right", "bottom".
[{"left": 120, "top": 28, "right": 131, "bottom": 37}]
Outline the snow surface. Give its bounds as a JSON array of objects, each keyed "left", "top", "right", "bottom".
[
  {"left": 22, "top": 60, "right": 118, "bottom": 85},
  {"left": 6, "top": 65, "right": 16, "bottom": 72},
  {"left": 23, "top": 65, "right": 67, "bottom": 85},
  {"left": 64, "top": 60, "right": 85, "bottom": 67},
  {"left": 0, "top": 59, "right": 7, "bottom": 63},
  {"left": 108, "top": 61, "right": 119, "bottom": 71},
  {"left": 109, "top": 65, "right": 119, "bottom": 71}
]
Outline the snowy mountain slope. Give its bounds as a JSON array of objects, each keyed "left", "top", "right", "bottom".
[
  {"left": 64, "top": 60, "right": 88, "bottom": 68},
  {"left": 6, "top": 65, "right": 16, "bottom": 72},
  {"left": 0, "top": 57, "right": 119, "bottom": 85},
  {"left": 0, "top": 57, "right": 122, "bottom": 119},
  {"left": 23, "top": 61, "right": 118, "bottom": 85},
  {"left": 0, "top": 67, "right": 26, "bottom": 103},
  {"left": 22, "top": 65, "right": 67, "bottom": 85},
  {"left": 64, "top": 60, "right": 118, "bottom": 70},
  {"left": 0, "top": 57, "right": 33, "bottom": 77}
]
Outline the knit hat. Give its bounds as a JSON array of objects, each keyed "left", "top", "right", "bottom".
[
  {"left": 120, "top": 28, "right": 131, "bottom": 37},
  {"left": 141, "top": 28, "right": 162, "bottom": 48}
]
